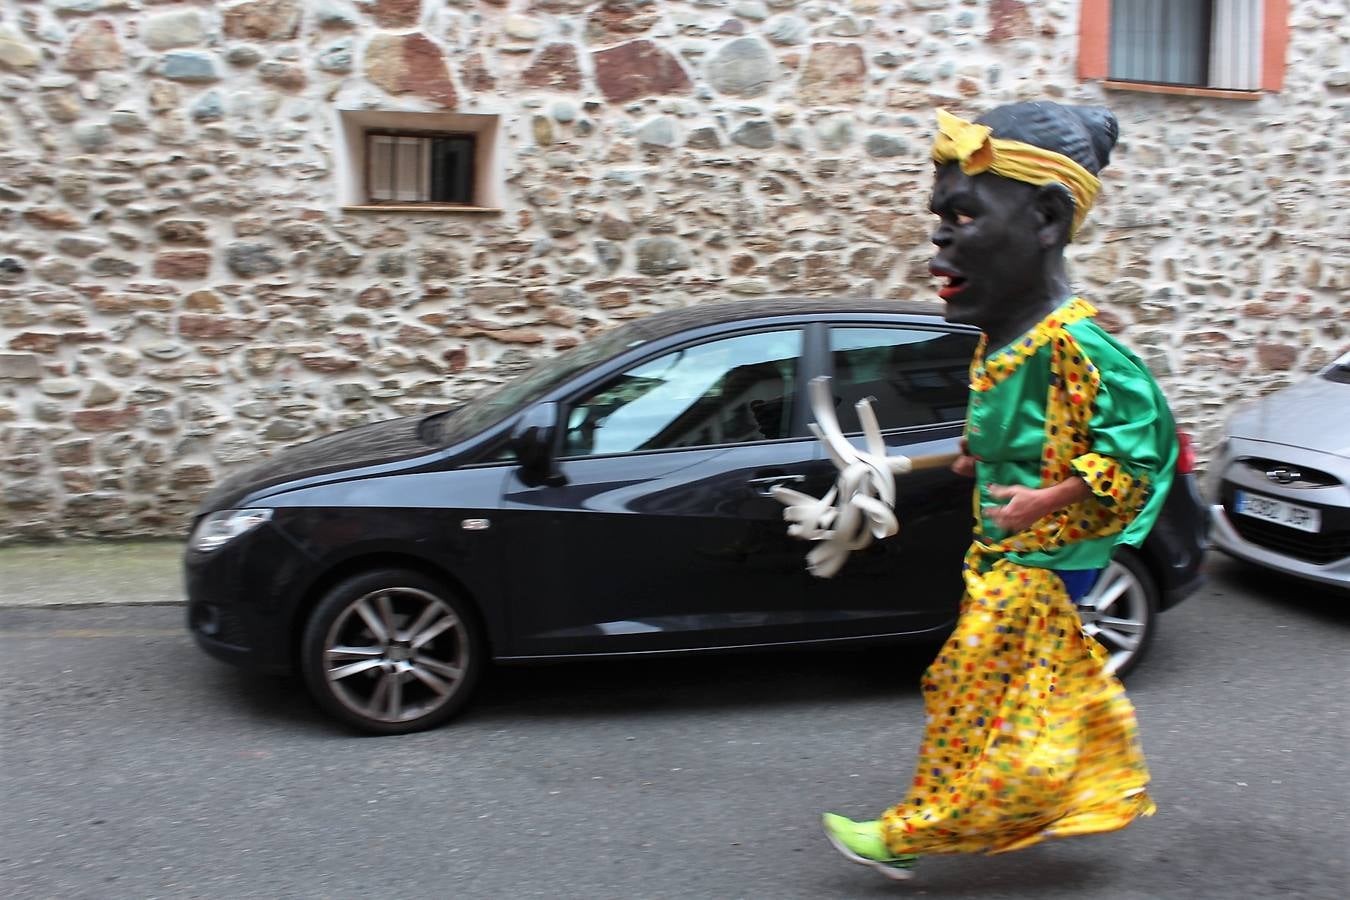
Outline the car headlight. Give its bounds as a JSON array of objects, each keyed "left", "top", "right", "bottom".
[
  {"left": 1204, "top": 437, "right": 1230, "bottom": 504},
  {"left": 190, "top": 508, "right": 273, "bottom": 552}
]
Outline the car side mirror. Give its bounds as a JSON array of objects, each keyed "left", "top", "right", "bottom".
[{"left": 509, "top": 403, "right": 563, "bottom": 486}]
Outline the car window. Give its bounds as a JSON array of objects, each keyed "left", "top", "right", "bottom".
[
  {"left": 423, "top": 324, "right": 650, "bottom": 447},
  {"left": 828, "top": 327, "right": 977, "bottom": 432},
  {"left": 563, "top": 329, "right": 801, "bottom": 457}
]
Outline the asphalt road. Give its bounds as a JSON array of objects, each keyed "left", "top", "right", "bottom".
[{"left": 1, "top": 555, "right": 1346, "bottom": 900}]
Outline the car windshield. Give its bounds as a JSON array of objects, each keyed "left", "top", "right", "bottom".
[
  {"left": 1323, "top": 350, "right": 1350, "bottom": 385},
  {"left": 421, "top": 325, "right": 651, "bottom": 447}
]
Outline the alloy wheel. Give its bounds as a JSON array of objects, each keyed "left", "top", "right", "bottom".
[
  {"left": 322, "top": 586, "right": 471, "bottom": 725},
  {"left": 1076, "top": 558, "right": 1151, "bottom": 675}
]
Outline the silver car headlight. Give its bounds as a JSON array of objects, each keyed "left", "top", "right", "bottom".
[
  {"left": 1205, "top": 436, "right": 1231, "bottom": 504},
  {"left": 190, "top": 508, "right": 273, "bottom": 552}
]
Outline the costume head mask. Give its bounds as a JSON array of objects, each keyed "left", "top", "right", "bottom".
[{"left": 932, "top": 101, "right": 1119, "bottom": 239}]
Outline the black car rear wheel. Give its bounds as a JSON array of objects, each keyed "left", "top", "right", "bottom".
[
  {"left": 300, "top": 569, "right": 483, "bottom": 735},
  {"left": 1076, "top": 549, "right": 1157, "bottom": 678}
]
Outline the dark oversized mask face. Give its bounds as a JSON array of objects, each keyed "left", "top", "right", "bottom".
[{"left": 928, "top": 164, "right": 1050, "bottom": 338}]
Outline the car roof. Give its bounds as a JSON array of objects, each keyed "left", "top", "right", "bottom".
[{"left": 614, "top": 297, "right": 952, "bottom": 343}]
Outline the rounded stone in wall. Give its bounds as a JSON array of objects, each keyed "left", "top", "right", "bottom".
[
  {"left": 768, "top": 255, "right": 802, "bottom": 281},
  {"left": 815, "top": 114, "right": 855, "bottom": 150},
  {"left": 765, "top": 15, "right": 808, "bottom": 46},
  {"left": 414, "top": 249, "right": 463, "bottom": 280},
  {"left": 262, "top": 419, "right": 308, "bottom": 441},
  {"left": 36, "top": 257, "right": 80, "bottom": 284},
  {"left": 370, "top": 0, "right": 422, "bottom": 30},
  {"left": 223, "top": 0, "right": 303, "bottom": 42},
  {"left": 594, "top": 240, "right": 623, "bottom": 273},
  {"left": 864, "top": 133, "right": 908, "bottom": 158},
  {"left": 637, "top": 116, "right": 679, "bottom": 147},
  {"left": 1110, "top": 279, "right": 1147, "bottom": 308},
  {"left": 103, "top": 349, "right": 138, "bottom": 377},
  {"left": 797, "top": 42, "right": 867, "bottom": 107},
  {"left": 734, "top": 1, "right": 770, "bottom": 21},
  {"left": 61, "top": 20, "right": 123, "bottom": 73},
  {"left": 89, "top": 256, "right": 139, "bottom": 277},
  {"left": 686, "top": 126, "right": 722, "bottom": 149},
  {"left": 39, "top": 378, "right": 81, "bottom": 397},
  {"left": 55, "top": 236, "right": 107, "bottom": 258},
  {"left": 0, "top": 26, "right": 41, "bottom": 70},
  {"left": 142, "top": 10, "right": 206, "bottom": 51},
  {"left": 190, "top": 92, "right": 225, "bottom": 122},
  {"left": 5, "top": 479, "right": 54, "bottom": 509},
  {"left": 707, "top": 37, "right": 776, "bottom": 97},
  {"left": 214, "top": 435, "right": 259, "bottom": 464},
  {"left": 144, "top": 407, "right": 176, "bottom": 433},
  {"left": 140, "top": 341, "right": 189, "bottom": 361},
  {"left": 225, "top": 242, "right": 284, "bottom": 277},
  {"left": 34, "top": 401, "right": 63, "bottom": 424},
  {"left": 316, "top": 38, "right": 354, "bottom": 73},
  {"left": 636, "top": 237, "right": 690, "bottom": 276},
  {"left": 504, "top": 15, "right": 545, "bottom": 41},
  {"left": 732, "top": 119, "right": 775, "bottom": 149},
  {"left": 40, "top": 91, "right": 82, "bottom": 124},
  {"left": 155, "top": 51, "right": 221, "bottom": 83},
  {"left": 312, "top": 245, "right": 362, "bottom": 276},
  {"left": 0, "top": 258, "right": 26, "bottom": 285},
  {"left": 592, "top": 39, "right": 692, "bottom": 104},
  {"left": 365, "top": 32, "right": 458, "bottom": 107},
  {"left": 226, "top": 45, "right": 263, "bottom": 67},
  {"left": 84, "top": 381, "right": 120, "bottom": 407}
]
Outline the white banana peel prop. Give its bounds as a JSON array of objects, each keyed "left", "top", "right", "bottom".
[{"left": 770, "top": 377, "right": 914, "bottom": 579}]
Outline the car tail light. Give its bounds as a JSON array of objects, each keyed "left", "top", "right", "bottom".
[{"left": 1176, "top": 430, "right": 1196, "bottom": 475}]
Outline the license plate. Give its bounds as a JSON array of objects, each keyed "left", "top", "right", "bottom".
[{"left": 1234, "top": 490, "right": 1321, "bottom": 533}]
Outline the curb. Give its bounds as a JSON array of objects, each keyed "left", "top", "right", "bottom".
[
  {"left": 2, "top": 600, "right": 186, "bottom": 610},
  {"left": 0, "top": 541, "right": 183, "bottom": 610}
]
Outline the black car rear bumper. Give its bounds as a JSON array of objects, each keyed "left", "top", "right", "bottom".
[
  {"left": 1143, "top": 473, "right": 1209, "bottom": 611},
  {"left": 1161, "top": 566, "right": 1206, "bottom": 610}
]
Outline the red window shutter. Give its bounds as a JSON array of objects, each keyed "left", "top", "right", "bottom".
[
  {"left": 1078, "top": 0, "right": 1111, "bottom": 80},
  {"left": 1261, "top": 0, "right": 1289, "bottom": 92}
]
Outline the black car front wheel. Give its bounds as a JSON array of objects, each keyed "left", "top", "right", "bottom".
[
  {"left": 1076, "top": 549, "right": 1157, "bottom": 678},
  {"left": 300, "top": 569, "right": 483, "bottom": 735}
]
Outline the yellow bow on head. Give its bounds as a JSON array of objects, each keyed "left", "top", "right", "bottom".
[{"left": 931, "top": 108, "right": 1102, "bottom": 238}]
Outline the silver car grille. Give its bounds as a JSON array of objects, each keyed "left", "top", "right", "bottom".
[{"left": 1238, "top": 457, "right": 1342, "bottom": 489}]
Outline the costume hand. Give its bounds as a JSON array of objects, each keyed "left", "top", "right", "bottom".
[
  {"left": 952, "top": 438, "right": 977, "bottom": 478},
  {"left": 982, "top": 484, "right": 1051, "bottom": 533}
]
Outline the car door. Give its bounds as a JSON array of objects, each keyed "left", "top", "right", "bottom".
[
  {"left": 498, "top": 327, "right": 829, "bottom": 655},
  {"left": 796, "top": 324, "right": 982, "bottom": 635}
]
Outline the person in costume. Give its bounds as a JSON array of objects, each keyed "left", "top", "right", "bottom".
[{"left": 820, "top": 101, "right": 1178, "bottom": 880}]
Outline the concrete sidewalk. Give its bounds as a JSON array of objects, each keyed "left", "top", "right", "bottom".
[{"left": 0, "top": 541, "right": 183, "bottom": 609}]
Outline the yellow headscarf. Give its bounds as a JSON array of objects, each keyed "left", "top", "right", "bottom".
[{"left": 931, "top": 108, "right": 1102, "bottom": 238}]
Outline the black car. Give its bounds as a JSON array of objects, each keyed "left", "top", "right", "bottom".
[{"left": 186, "top": 299, "right": 1207, "bottom": 734}]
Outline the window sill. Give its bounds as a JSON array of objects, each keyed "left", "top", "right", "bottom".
[
  {"left": 341, "top": 205, "right": 504, "bottom": 214},
  {"left": 1102, "top": 80, "right": 1262, "bottom": 101}
]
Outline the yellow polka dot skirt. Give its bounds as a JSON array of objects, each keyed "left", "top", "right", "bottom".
[{"left": 880, "top": 556, "right": 1155, "bottom": 855}]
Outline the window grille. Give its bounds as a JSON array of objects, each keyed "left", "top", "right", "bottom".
[{"left": 366, "top": 132, "right": 475, "bottom": 205}]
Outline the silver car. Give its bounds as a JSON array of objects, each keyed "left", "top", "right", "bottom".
[{"left": 1209, "top": 350, "right": 1350, "bottom": 590}]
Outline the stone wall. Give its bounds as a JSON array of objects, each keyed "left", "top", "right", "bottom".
[{"left": 0, "top": 0, "right": 1345, "bottom": 540}]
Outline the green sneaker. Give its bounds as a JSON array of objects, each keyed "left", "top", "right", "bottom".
[{"left": 821, "top": 813, "right": 918, "bottom": 881}]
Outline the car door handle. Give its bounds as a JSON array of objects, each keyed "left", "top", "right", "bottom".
[{"left": 747, "top": 474, "right": 806, "bottom": 496}]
